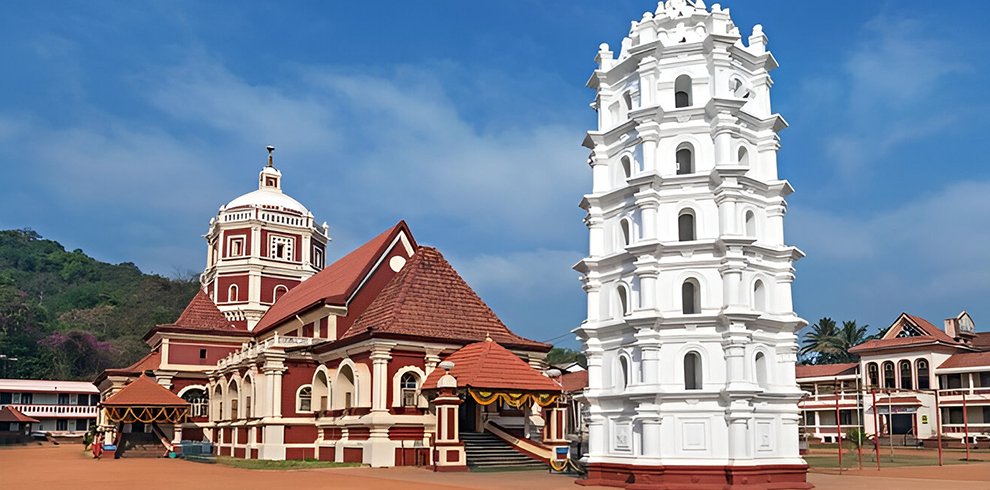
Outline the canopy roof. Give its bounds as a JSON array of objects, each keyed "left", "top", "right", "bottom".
[
  {"left": 0, "top": 406, "right": 39, "bottom": 424},
  {"left": 340, "top": 246, "right": 549, "bottom": 351},
  {"left": 101, "top": 375, "right": 188, "bottom": 407},
  {"left": 422, "top": 339, "right": 560, "bottom": 393}
]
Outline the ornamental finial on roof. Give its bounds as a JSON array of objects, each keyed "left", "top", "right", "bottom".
[
  {"left": 485, "top": 333, "right": 492, "bottom": 342},
  {"left": 266, "top": 145, "right": 275, "bottom": 167}
]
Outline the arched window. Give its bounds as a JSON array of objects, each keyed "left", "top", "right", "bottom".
[
  {"left": 400, "top": 372, "right": 420, "bottom": 407},
  {"left": 212, "top": 384, "right": 223, "bottom": 421},
  {"left": 684, "top": 351, "right": 702, "bottom": 390},
  {"left": 619, "top": 219, "right": 631, "bottom": 247},
  {"left": 899, "top": 360, "right": 913, "bottom": 390},
  {"left": 753, "top": 280, "right": 766, "bottom": 311},
  {"left": 182, "top": 388, "right": 209, "bottom": 418},
  {"left": 917, "top": 359, "right": 930, "bottom": 390},
  {"left": 297, "top": 385, "right": 312, "bottom": 412},
  {"left": 335, "top": 365, "right": 356, "bottom": 411},
  {"left": 273, "top": 285, "right": 288, "bottom": 302},
  {"left": 314, "top": 370, "right": 330, "bottom": 412},
  {"left": 241, "top": 378, "right": 254, "bottom": 419},
  {"left": 227, "top": 284, "right": 239, "bottom": 303},
  {"left": 882, "top": 361, "right": 895, "bottom": 388},
  {"left": 676, "top": 146, "right": 694, "bottom": 175},
  {"left": 755, "top": 352, "right": 768, "bottom": 388},
  {"left": 867, "top": 362, "right": 879, "bottom": 388},
  {"left": 227, "top": 379, "right": 239, "bottom": 420},
  {"left": 620, "top": 155, "right": 632, "bottom": 179},
  {"left": 674, "top": 75, "right": 692, "bottom": 108},
  {"left": 616, "top": 285, "right": 629, "bottom": 317},
  {"left": 682, "top": 279, "right": 700, "bottom": 315},
  {"left": 623, "top": 91, "right": 633, "bottom": 112},
  {"left": 678, "top": 210, "right": 696, "bottom": 241},
  {"left": 745, "top": 211, "right": 756, "bottom": 237},
  {"left": 738, "top": 147, "right": 749, "bottom": 166},
  {"left": 618, "top": 356, "right": 629, "bottom": 390}
]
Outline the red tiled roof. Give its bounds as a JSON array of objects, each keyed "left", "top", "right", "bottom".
[
  {"left": 0, "top": 406, "right": 40, "bottom": 424},
  {"left": 560, "top": 370, "right": 588, "bottom": 393},
  {"left": 101, "top": 375, "right": 188, "bottom": 407},
  {"left": 972, "top": 332, "right": 990, "bottom": 350},
  {"left": 850, "top": 313, "right": 959, "bottom": 353},
  {"left": 938, "top": 351, "right": 990, "bottom": 370},
  {"left": 171, "top": 290, "right": 236, "bottom": 330},
  {"left": 422, "top": 339, "right": 561, "bottom": 392},
  {"left": 100, "top": 351, "right": 162, "bottom": 378},
  {"left": 795, "top": 363, "right": 858, "bottom": 379},
  {"left": 254, "top": 221, "right": 414, "bottom": 334},
  {"left": 340, "top": 246, "right": 548, "bottom": 351}
]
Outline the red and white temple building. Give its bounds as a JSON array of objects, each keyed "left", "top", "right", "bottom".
[{"left": 95, "top": 151, "right": 570, "bottom": 469}]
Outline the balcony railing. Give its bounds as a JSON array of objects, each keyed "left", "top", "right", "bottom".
[
  {"left": 937, "top": 387, "right": 990, "bottom": 397},
  {"left": 2, "top": 404, "right": 99, "bottom": 418},
  {"left": 801, "top": 424, "right": 862, "bottom": 434},
  {"left": 942, "top": 423, "right": 990, "bottom": 434},
  {"left": 800, "top": 393, "right": 860, "bottom": 404},
  {"left": 216, "top": 335, "right": 317, "bottom": 369}
]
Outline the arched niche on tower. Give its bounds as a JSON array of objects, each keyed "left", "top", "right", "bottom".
[{"left": 658, "top": 134, "right": 713, "bottom": 176}]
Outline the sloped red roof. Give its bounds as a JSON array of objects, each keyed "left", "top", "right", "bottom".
[
  {"left": 972, "top": 332, "right": 990, "bottom": 349},
  {"left": 850, "top": 313, "right": 959, "bottom": 353},
  {"left": 339, "top": 246, "right": 548, "bottom": 351},
  {"left": 422, "top": 339, "right": 561, "bottom": 392},
  {"left": 560, "top": 370, "right": 589, "bottom": 393},
  {"left": 0, "top": 406, "right": 40, "bottom": 424},
  {"left": 172, "top": 290, "right": 236, "bottom": 330},
  {"left": 254, "top": 221, "right": 414, "bottom": 334},
  {"left": 795, "top": 363, "right": 859, "bottom": 379},
  {"left": 100, "top": 351, "right": 162, "bottom": 378},
  {"left": 938, "top": 351, "right": 990, "bottom": 370},
  {"left": 101, "top": 375, "right": 188, "bottom": 407}
]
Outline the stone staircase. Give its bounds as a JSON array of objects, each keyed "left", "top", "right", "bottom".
[
  {"left": 118, "top": 432, "right": 166, "bottom": 458},
  {"left": 461, "top": 431, "right": 546, "bottom": 471}
]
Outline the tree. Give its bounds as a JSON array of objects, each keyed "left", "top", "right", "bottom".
[
  {"left": 800, "top": 317, "right": 841, "bottom": 363},
  {"left": 832, "top": 321, "right": 870, "bottom": 363},
  {"left": 546, "top": 347, "right": 587, "bottom": 368}
]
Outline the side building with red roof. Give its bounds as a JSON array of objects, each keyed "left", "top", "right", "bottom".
[
  {"left": 795, "top": 311, "right": 990, "bottom": 445},
  {"left": 96, "top": 160, "right": 559, "bottom": 467}
]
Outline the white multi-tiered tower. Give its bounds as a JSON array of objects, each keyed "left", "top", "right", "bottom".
[{"left": 574, "top": 2, "right": 810, "bottom": 488}]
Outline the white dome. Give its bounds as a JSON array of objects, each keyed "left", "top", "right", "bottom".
[{"left": 224, "top": 189, "right": 310, "bottom": 215}]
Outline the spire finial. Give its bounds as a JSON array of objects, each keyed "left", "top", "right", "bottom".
[{"left": 266, "top": 145, "right": 275, "bottom": 167}]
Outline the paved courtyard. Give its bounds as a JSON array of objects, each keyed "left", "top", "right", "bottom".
[{"left": 1, "top": 444, "right": 988, "bottom": 489}]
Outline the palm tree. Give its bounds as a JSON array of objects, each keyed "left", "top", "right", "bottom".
[
  {"left": 833, "top": 320, "right": 870, "bottom": 363},
  {"left": 800, "top": 317, "right": 840, "bottom": 363}
]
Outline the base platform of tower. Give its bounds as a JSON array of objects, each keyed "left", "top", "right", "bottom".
[{"left": 573, "top": 1, "right": 811, "bottom": 488}]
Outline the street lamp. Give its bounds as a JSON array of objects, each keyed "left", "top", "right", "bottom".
[{"left": 0, "top": 354, "right": 19, "bottom": 378}]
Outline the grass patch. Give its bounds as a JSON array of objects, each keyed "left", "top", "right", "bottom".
[
  {"left": 805, "top": 450, "right": 987, "bottom": 469},
  {"left": 216, "top": 456, "right": 362, "bottom": 470}
]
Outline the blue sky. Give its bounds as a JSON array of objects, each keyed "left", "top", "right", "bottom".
[{"left": 2, "top": 1, "right": 988, "bottom": 346}]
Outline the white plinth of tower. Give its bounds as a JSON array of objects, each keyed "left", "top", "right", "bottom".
[{"left": 574, "top": 1, "right": 811, "bottom": 488}]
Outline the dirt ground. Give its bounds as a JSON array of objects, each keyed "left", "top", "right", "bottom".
[{"left": 1, "top": 444, "right": 988, "bottom": 489}]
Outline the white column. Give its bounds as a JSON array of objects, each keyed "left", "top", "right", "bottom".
[{"left": 370, "top": 345, "right": 392, "bottom": 412}]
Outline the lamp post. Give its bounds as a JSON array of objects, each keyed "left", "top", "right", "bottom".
[{"left": 0, "top": 354, "right": 19, "bottom": 378}]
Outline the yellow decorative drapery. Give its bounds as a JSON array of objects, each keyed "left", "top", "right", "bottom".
[
  {"left": 104, "top": 406, "right": 188, "bottom": 424},
  {"left": 468, "top": 388, "right": 558, "bottom": 408}
]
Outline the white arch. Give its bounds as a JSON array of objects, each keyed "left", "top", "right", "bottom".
[
  {"left": 177, "top": 384, "right": 208, "bottom": 399},
  {"left": 616, "top": 352, "right": 632, "bottom": 391},
  {"left": 752, "top": 347, "right": 773, "bottom": 388},
  {"left": 227, "top": 284, "right": 239, "bottom": 303},
  {"left": 273, "top": 284, "right": 289, "bottom": 302},
  {"left": 749, "top": 275, "right": 772, "bottom": 313},
  {"left": 312, "top": 365, "right": 333, "bottom": 413},
  {"left": 615, "top": 282, "right": 631, "bottom": 318},
  {"left": 392, "top": 366, "right": 427, "bottom": 408},
  {"left": 676, "top": 343, "right": 710, "bottom": 391},
  {"left": 295, "top": 384, "right": 313, "bottom": 412}
]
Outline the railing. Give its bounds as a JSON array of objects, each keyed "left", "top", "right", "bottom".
[
  {"left": 2, "top": 404, "right": 99, "bottom": 417},
  {"left": 942, "top": 423, "right": 990, "bottom": 434},
  {"left": 216, "top": 335, "right": 317, "bottom": 369},
  {"left": 220, "top": 208, "right": 326, "bottom": 238},
  {"left": 800, "top": 393, "right": 860, "bottom": 404},
  {"left": 937, "top": 387, "right": 990, "bottom": 397},
  {"left": 803, "top": 424, "right": 862, "bottom": 434}
]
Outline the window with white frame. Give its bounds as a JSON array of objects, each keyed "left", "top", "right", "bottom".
[
  {"left": 227, "top": 284, "right": 239, "bottom": 303},
  {"left": 297, "top": 386, "right": 312, "bottom": 412},
  {"left": 182, "top": 388, "right": 209, "bottom": 418},
  {"left": 270, "top": 235, "right": 295, "bottom": 261},
  {"left": 313, "top": 247, "right": 324, "bottom": 268},
  {"left": 400, "top": 373, "right": 419, "bottom": 407},
  {"left": 228, "top": 236, "right": 245, "bottom": 257}
]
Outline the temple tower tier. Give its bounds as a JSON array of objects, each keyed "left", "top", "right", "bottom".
[
  {"left": 574, "top": 1, "right": 810, "bottom": 488},
  {"left": 201, "top": 146, "right": 330, "bottom": 330}
]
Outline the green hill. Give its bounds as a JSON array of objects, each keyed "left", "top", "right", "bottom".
[{"left": 0, "top": 229, "right": 199, "bottom": 381}]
